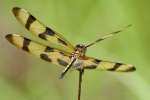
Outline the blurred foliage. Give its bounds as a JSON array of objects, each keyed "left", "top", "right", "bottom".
[{"left": 0, "top": 0, "right": 150, "bottom": 100}]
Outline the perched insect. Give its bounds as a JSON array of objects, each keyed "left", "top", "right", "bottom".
[{"left": 6, "top": 7, "right": 136, "bottom": 100}]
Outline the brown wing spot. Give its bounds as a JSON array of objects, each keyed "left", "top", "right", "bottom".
[
  {"left": 57, "top": 38, "right": 68, "bottom": 46},
  {"left": 59, "top": 51, "right": 66, "bottom": 56},
  {"left": 22, "top": 38, "right": 31, "bottom": 51},
  {"left": 108, "top": 63, "right": 122, "bottom": 71},
  {"left": 12, "top": 7, "right": 21, "bottom": 17},
  {"left": 44, "top": 47, "right": 54, "bottom": 52},
  {"left": 93, "top": 59, "right": 101, "bottom": 64},
  {"left": 5, "top": 34, "right": 13, "bottom": 43},
  {"left": 25, "top": 15, "right": 36, "bottom": 30},
  {"left": 40, "top": 54, "right": 52, "bottom": 62},
  {"left": 126, "top": 66, "right": 136, "bottom": 72},
  {"left": 84, "top": 65, "right": 97, "bottom": 69},
  {"left": 39, "top": 27, "right": 55, "bottom": 39},
  {"left": 57, "top": 58, "right": 68, "bottom": 66}
]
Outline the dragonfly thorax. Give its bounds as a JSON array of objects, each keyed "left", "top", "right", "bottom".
[{"left": 71, "top": 44, "right": 87, "bottom": 58}]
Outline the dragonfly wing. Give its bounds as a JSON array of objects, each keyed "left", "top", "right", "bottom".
[
  {"left": 82, "top": 57, "right": 136, "bottom": 72},
  {"left": 6, "top": 34, "right": 71, "bottom": 67},
  {"left": 12, "top": 7, "right": 74, "bottom": 53}
]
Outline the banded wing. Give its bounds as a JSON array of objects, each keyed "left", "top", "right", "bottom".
[
  {"left": 83, "top": 57, "right": 136, "bottom": 72},
  {"left": 12, "top": 7, "right": 74, "bottom": 53},
  {"left": 6, "top": 34, "right": 71, "bottom": 67}
]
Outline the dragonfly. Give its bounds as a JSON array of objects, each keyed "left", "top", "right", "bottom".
[{"left": 6, "top": 7, "right": 136, "bottom": 100}]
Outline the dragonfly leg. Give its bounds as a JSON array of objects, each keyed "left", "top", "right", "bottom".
[{"left": 59, "top": 58, "right": 76, "bottom": 79}]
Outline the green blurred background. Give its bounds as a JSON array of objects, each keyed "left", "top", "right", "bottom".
[{"left": 0, "top": 0, "right": 150, "bottom": 100}]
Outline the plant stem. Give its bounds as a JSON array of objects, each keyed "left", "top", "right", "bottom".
[{"left": 78, "top": 69, "right": 84, "bottom": 100}]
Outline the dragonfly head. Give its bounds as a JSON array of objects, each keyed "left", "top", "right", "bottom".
[{"left": 75, "top": 44, "right": 87, "bottom": 56}]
